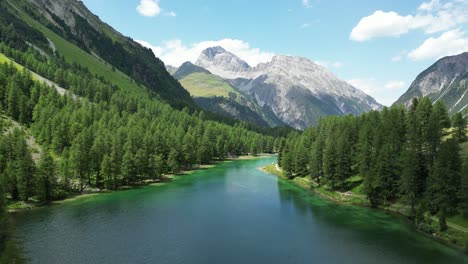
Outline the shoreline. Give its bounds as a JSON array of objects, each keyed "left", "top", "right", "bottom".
[
  {"left": 8, "top": 154, "right": 271, "bottom": 213},
  {"left": 260, "top": 163, "right": 468, "bottom": 253}
]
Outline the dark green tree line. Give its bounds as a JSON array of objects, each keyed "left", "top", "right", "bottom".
[{"left": 279, "top": 98, "right": 466, "bottom": 230}]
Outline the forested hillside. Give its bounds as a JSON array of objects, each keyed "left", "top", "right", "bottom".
[
  {"left": 3, "top": 0, "right": 193, "bottom": 108},
  {"left": 278, "top": 98, "right": 467, "bottom": 242},
  {"left": 0, "top": 43, "right": 279, "bottom": 196},
  {"left": 0, "top": 0, "right": 285, "bottom": 261}
]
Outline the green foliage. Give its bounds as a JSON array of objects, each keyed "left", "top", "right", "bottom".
[
  {"left": 278, "top": 99, "right": 465, "bottom": 220},
  {"left": 180, "top": 72, "right": 237, "bottom": 98},
  {"left": 426, "top": 139, "right": 462, "bottom": 218},
  {"left": 2, "top": 0, "right": 193, "bottom": 108},
  {"left": 0, "top": 46, "right": 277, "bottom": 199},
  {"left": 459, "top": 157, "right": 468, "bottom": 218},
  {"left": 37, "top": 151, "right": 57, "bottom": 203},
  {"left": 452, "top": 113, "right": 467, "bottom": 143}
]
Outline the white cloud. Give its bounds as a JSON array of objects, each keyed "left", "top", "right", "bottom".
[
  {"left": 137, "top": 0, "right": 161, "bottom": 17},
  {"left": 136, "top": 38, "right": 274, "bottom": 67},
  {"left": 302, "top": 0, "right": 312, "bottom": 8},
  {"left": 301, "top": 23, "right": 310, "bottom": 29},
  {"left": 384, "top": 80, "right": 406, "bottom": 90},
  {"left": 347, "top": 78, "right": 378, "bottom": 94},
  {"left": 135, "top": 40, "right": 162, "bottom": 56},
  {"left": 350, "top": 0, "right": 468, "bottom": 41},
  {"left": 347, "top": 78, "right": 408, "bottom": 106},
  {"left": 408, "top": 29, "right": 468, "bottom": 60},
  {"left": 350, "top": 11, "right": 413, "bottom": 41},
  {"left": 391, "top": 55, "right": 402, "bottom": 62},
  {"left": 166, "top": 11, "right": 177, "bottom": 17},
  {"left": 418, "top": 0, "right": 441, "bottom": 11},
  {"left": 391, "top": 50, "right": 408, "bottom": 62}
]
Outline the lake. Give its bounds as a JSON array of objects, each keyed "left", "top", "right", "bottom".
[{"left": 13, "top": 156, "right": 467, "bottom": 264}]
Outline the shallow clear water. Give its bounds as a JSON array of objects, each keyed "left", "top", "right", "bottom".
[{"left": 13, "top": 157, "right": 468, "bottom": 264}]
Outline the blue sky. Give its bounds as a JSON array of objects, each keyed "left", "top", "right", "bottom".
[{"left": 81, "top": 0, "right": 468, "bottom": 105}]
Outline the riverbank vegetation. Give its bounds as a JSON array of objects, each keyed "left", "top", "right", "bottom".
[
  {"left": 0, "top": 5, "right": 290, "bottom": 260},
  {"left": 0, "top": 22, "right": 285, "bottom": 210},
  {"left": 277, "top": 99, "right": 468, "bottom": 250}
]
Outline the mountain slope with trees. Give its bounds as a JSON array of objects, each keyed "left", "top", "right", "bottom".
[
  {"left": 0, "top": 0, "right": 284, "bottom": 261},
  {"left": 2, "top": 0, "right": 193, "bottom": 108},
  {"left": 278, "top": 98, "right": 467, "bottom": 248},
  {"left": 395, "top": 52, "right": 468, "bottom": 115}
]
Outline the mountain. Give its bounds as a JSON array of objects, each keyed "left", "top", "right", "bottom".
[
  {"left": 166, "top": 65, "right": 178, "bottom": 75},
  {"left": 395, "top": 52, "right": 468, "bottom": 114},
  {"left": 174, "top": 62, "right": 211, "bottom": 80},
  {"left": 196, "top": 46, "right": 251, "bottom": 79},
  {"left": 0, "top": 0, "right": 280, "bottom": 210},
  {"left": 2, "top": 0, "right": 193, "bottom": 108},
  {"left": 173, "top": 62, "right": 284, "bottom": 127},
  {"left": 195, "top": 47, "right": 382, "bottom": 129}
]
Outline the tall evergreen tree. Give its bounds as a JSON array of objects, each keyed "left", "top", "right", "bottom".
[
  {"left": 459, "top": 156, "right": 468, "bottom": 218},
  {"left": 426, "top": 139, "right": 462, "bottom": 230},
  {"left": 37, "top": 151, "right": 57, "bottom": 203},
  {"left": 452, "top": 113, "right": 466, "bottom": 143},
  {"left": 323, "top": 138, "right": 338, "bottom": 189}
]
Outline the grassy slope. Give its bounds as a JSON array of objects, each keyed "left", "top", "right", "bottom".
[
  {"left": 6, "top": 1, "right": 149, "bottom": 97},
  {"left": 0, "top": 53, "right": 43, "bottom": 84},
  {"left": 0, "top": 53, "right": 24, "bottom": 70},
  {"left": 180, "top": 72, "right": 238, "bottom": 98}
]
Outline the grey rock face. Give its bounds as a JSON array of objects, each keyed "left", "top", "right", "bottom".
[
  {"left": 196, "top": 46, "right": 251, "bottom": 79},
  {"left": 196, "top": 47, "right": 382, "bottom": 129},
  {"left": 395, "top": 52, "right": 468, "bottom": 114}
]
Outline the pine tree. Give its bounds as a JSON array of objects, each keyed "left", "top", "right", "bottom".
[
  {"left": 452, "top": 113, "right": 466, "bottom": 143},
  {"left": 281, "top": 143, "right": 294, "bottom": 178},
  {"left": 458, "top": 156, "right": 468, "bottom": 218},
  {"left": 148, "top": 154, "right": 165, "bottom": 181},
  {"left": 309, "top": 138, "right": 324, "bottom": 185},
  {"left": 294, "top": 139, "right": 309, "bottom": 176},
  {"left": 70, "top": 131, "right": 92, "bottom": 192},
  {"left": 6, "top": 82, "right": 20, "bottom": 120},
  {"left": 426, "top": 139, "right": 462, "bottom": 226},
  {"left": 323, "top": 138, "right": 338, "bottom": 189},
  {"left": 167, "top": 148, "right": 180, "bottom": 173},
  {"left": 121, "top": 149, "right": 136, "bottom": 185},
  {"left": 90, "top": 133, "right": 107, "bottom": 188},
  {"left": 37, "top": 151, "right": 57, "bottom": 203},
  {"left": 15, "top": 133, "right": 35, "bottom": 201},
  {"left": 335, "top": 132, "right": 353, "bottom": 186},
  {"left": 100, "top": 155, "right": 113, "bottom": 190},
  {"left": 400, "top": 147, "right": 419, "bottom": 215}
]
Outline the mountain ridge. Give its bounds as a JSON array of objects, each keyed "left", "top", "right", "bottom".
[
  {"left": 173, "top": 61, "right": 285, "bottom": 127},
  {"left": 395, "top": 52, "right": 468, "bottom": 114},
  {"left": 15, "top": 0, "right": 194, "bottom": 108},
  {"left": 195, "top": 46, "right": 382, "bottom": 129}
]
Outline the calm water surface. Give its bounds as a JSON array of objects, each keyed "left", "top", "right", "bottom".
[{"left": 13, "top": 157, "right": 468, "bottom": 264}]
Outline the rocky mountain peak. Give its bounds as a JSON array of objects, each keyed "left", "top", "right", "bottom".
[
  {"left": 201, "top": 46, "right": 228, "bottom": 58},
  {"left": 394, "top": 52, "right": 468, "bottom": 113},
  {"left": 196, "top": 47, "right": 251, "bottom": 79},
  {"left": 193, "top": 47, "right": 382, "bottom": 129}
]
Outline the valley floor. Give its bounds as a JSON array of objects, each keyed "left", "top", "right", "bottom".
[{"left": 261, "top": 163, "right": 468, "bottom": 252}]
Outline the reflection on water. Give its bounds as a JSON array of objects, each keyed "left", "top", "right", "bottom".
[
  {"left": 276, "top": 179, "right": 466, "bottom": 263},
  {"left": 13, "top": 157, "right": 468, "bottom": 264}
]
